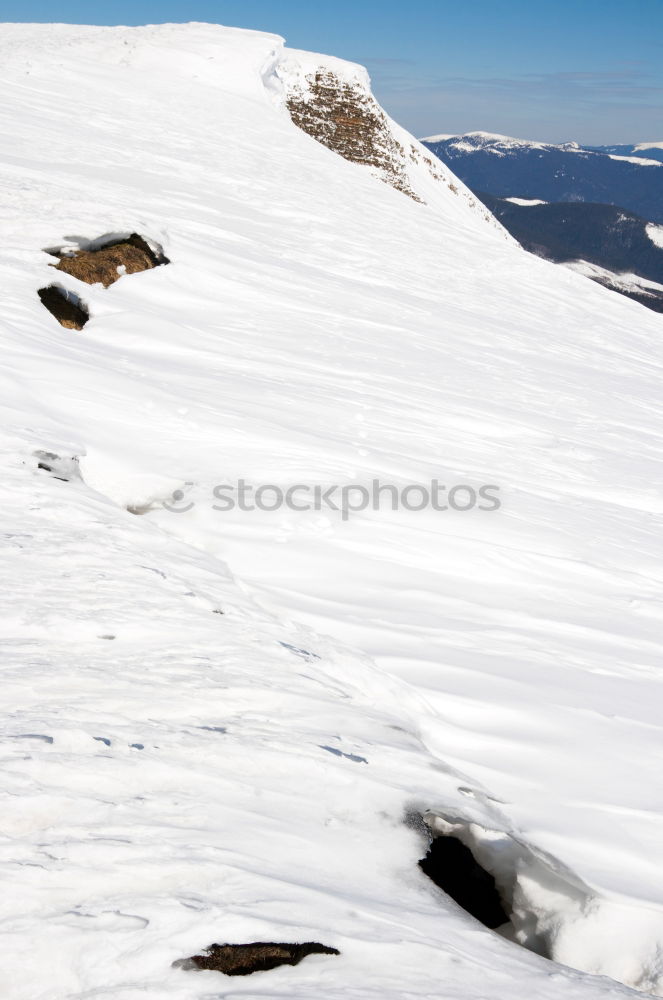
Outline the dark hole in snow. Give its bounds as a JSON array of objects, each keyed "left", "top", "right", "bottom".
[
  {"left": 46, "top": 232, "right": 169, "bottom": 288},
  {"left": 38, "top": 285, "right": 89, "bottom": 329},
  {"left": 175, "top": 941, "right": 340, "bottom": 976},
  {"left": 419, "top": 834, "right": 510, "bottom": 929},
  {"left": 415, "top": 815, "right": 638, "bottom": 990}
]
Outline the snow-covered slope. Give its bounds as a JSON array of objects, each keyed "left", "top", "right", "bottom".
[
  {"left": 3, "top": 22, "right": 663, "bottom": 1000},
  {"left": 562, "top": 259, "right": 663, "bottom": 312},
  {"left": 475, "top": 194, "right": 663, "bottom": 312}
]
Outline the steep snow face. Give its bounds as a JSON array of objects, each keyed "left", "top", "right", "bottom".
[{"left": 4, "top": 20, "right": 663, "bottom": 1000}]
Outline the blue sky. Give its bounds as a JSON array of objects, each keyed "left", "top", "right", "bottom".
[{"left": 1, "top": 0, "right": 662, "bottom": 142}]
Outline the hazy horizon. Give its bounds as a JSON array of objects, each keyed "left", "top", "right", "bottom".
[{"left": 0, "top": 0, "right": 661, "bottom": 144}]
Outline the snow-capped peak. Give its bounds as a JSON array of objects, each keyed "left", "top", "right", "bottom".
[
  {"left": 422, "top": 130, "right": 575, "bottom": 149},
  {"left": 421, "top": 131, "right": 662, "bottom": 162}
]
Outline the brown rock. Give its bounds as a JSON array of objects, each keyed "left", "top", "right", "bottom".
[
  {"left": 286, "top": 70, "right": 422, "bottom": 202},
  {"left": 37, "top": 285, "right": 89, "bottom": 329},
  {"left": 52, "top": 233, "right": 167, "bottom": 288},
  {"left": 178, "top": 940, "right": 340, "bottom": 976}
]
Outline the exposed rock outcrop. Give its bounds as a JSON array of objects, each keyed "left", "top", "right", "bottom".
[
  {"left": 285, "top": 69, "right": 425, "bottom": 201},
  {"left": 176, "top": 941, "right": 340, "bottom": 976},
  {"left": 49, "top": 233, "right": 168, "bottom": 288},
  {"left": 37, "top": 285, "right": 89, "bottom": 329}
]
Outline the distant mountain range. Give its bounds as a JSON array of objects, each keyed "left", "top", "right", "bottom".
[
  {"left": 422, "top": 132, "right": 663, "bottom": 312},
  {"left": 588, "top": 142, "right": 663, "bottom": 163},
  {"left": 422, "top": 132, "right": 663, "bottom": 223}
]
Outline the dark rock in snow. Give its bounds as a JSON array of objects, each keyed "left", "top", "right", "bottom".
[
  {"left": 49, "top": 233, "right": 168, "bottom": 288},
  {"left": 37, "top": 285, "right": 89, "bottom": 329},
  {"left": 176, "top": 940, "right": 340, "bottom": 976}
]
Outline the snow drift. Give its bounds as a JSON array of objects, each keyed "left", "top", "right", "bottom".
[{"left": 2, "top": 20, "right": 663, "bottom": 1000}]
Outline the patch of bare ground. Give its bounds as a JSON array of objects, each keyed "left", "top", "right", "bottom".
[
  {"left": 49, "top": 233, "right": 168, "bottom": 287},
  {"left": 37, "top": 285, "right": 89, "bottom": 329},
  {"left": 286, "top": 70, "right": 423, "bottom": 201},
  {"left": 176, "top": 941, "right": 340, "bottom": 976}
]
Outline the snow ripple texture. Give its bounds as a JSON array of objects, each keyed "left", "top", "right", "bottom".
[{"left": 2, "top": 22, "right": 663, "bottom": 1000}]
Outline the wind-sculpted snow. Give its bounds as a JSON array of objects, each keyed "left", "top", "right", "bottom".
[{"left": 2, "top": 20, "right": 663, "bottom": 1000}]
